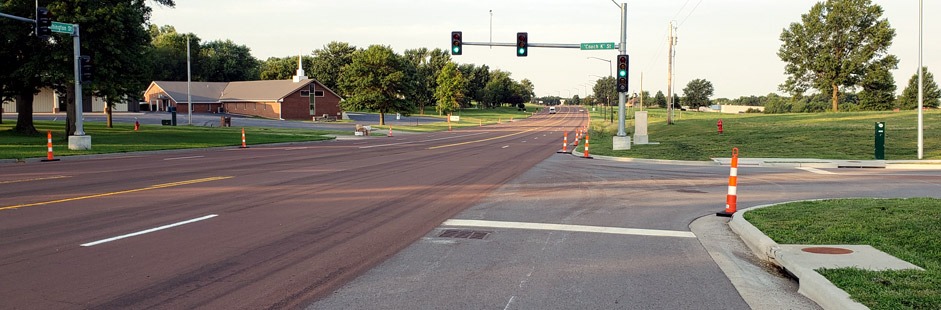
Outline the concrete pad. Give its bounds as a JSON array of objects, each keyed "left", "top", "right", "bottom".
[
  {"left": 634, "top": 134, "right": 649, "bottom": 144},
  {"left": 68, "top": 135, "right": 92, "bottom": 150},
  {"left": 776, "top": 244, "right": 923, "bottom": 271},
  {"left": 612, "top": 135, "right": 630, "bottom": 150}
]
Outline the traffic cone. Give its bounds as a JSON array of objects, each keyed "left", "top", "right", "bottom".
[
  {"left": 240, "top": 128, "right": 249, "bottom": 148},
  {"left": 582, "top": 134, "right": 593, "bottom": 159},
  {"left": 557, "top": 132, "right": 569, "bottom": 153},
  {"left": 573, "top": 129, "right": 580, "bottom": 146},
  {"left": 41, "top": 130, "right": 60, "bottom": 162},
  {"left": 388, "top": 126, "right": 394, "bottom": 137},
  {"left": 717, "top": 148, "right": 740, "bottom": 217}
]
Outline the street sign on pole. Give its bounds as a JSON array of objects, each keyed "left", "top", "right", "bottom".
[
  {"left": 50, "top": 21, "right": 74, "bottom": 34},
  {"left": 580, "top": 42, "right": 617, "bottom": 50}
]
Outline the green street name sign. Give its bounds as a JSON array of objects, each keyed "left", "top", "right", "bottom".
[
  {"left": 50, "top": 21, "right": 74, "bottom": 34},
  {"left": 580, "top": 42, "right": 617, "bottom": 50}
]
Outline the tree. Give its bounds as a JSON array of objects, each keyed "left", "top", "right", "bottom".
[
  {"left": 778, "top": 0, "right": 896, "bottom": 112},
  {"left": 458, "top": 64, "right": 490, "bottom": 107},
  {"left": 653, "top": 91, "right": 667, "bottom": 108},
  {"left": 518, "top": 79, "right": 535, "bottom": 104},
  {"left": 199, "top": 40, "right": 259, "bottom": 82},
  {"left": 259, "top": 56, "right": 297, "bottom": 80},
  {"left": 1, "top": 1, "right": 175, "bottom": 134},
  {"left": 592, "top": 77, "right": 615, "bottom": 106},
  {"left": 571, "top": 95, "right": 581, "bottom": 105},
  {"left": 481, "top": 70, "right": 513, "bottom": 108},
  {"left": 857, "top": 58, "right": 897, "bottom": 111},
  {"left": 682, "top": 79, "right": 714, "bottom": 108},
  {"left": 149, "top": 25, "right": 200, "bottom": 82},
  {"left": 897, "top": 67, "right": 941, "bottom": 109},
  {"left": 434, "top": 62, "right": 465, "bottom": 116},
  {"left": 338, "top": 45, "right": 413, "bottom": 125},
  {"left": 311, "top": 41, "right": 356, "bottom": 97}
]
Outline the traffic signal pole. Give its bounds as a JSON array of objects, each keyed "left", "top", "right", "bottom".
[{"left": 617, "top": 2, "right": 627, "bottom": 137}]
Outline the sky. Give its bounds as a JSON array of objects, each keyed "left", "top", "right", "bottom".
[{"left": 150, "top": 0, "right": 939, "bottom": 99}]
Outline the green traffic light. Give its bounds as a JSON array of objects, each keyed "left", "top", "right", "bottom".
[
  {"left": 518, "top": 48, "right": 525, "bottom": 55},
  {"left": 453, "top": 47, "right": 460, "bottom": 53},
  {"left": 619, "top": 70, "right": 627, "bottom": 77}
]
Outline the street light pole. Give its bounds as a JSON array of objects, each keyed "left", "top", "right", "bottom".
[{"left": 587, "top": 57, "right": 612, "bottom": 78}]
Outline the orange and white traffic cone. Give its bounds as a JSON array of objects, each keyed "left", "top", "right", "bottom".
[
  {"left": 573, "top": 129, "right": 580, "bottom": 146},
  {"left": 582, "top": 134, "right": 593, "bottom": 159},
  {"left": 240, "top": 128, "right": 249, "bottom": 148},
  {"left": 557, "top": 132, "right": 569, "bottom": 153},
  {"left": 717, "top": 148, "right": 740, "bottom": 217},
  {"left": 388, "top": 126, "right": 394, "bottom": 137},
  {"left": 41, "top": 130, "right": 60, "bottom": 162}
]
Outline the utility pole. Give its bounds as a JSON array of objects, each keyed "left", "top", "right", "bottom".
[
  {"left": 666, "top": 22, "right": 675, "bottom": 125},
  {"left": 640, "top": 72, "right": 644, "bottom": 110}
]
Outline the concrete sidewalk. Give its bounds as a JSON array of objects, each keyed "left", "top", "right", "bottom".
[{"left": 711, "top": 157, "right": 941, "bottom": 169}]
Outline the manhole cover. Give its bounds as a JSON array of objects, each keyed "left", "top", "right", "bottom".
[
  {"left": 801, "top": 247, "right": 854, "bottom": 254},
  {"left": 439, "top": 229, "right": 491, "bottom": 240}
]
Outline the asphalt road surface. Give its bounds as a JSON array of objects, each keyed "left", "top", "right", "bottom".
[
  {"left": 310, "top": 153, "right": 941, "bottom": 309},
  {"left": 3, "top": 111, "right": 446, "bottom": 131},
  {"left": 4, "top": 105, "right": 939, "bottom": 309},
  {"left": 0, "top": 106, "right": 583, "bottom": 309}
]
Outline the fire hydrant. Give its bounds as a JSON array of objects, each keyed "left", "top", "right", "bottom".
[
  {"left": 134, "top": 119, "right": 140, "bottom": 131},
  {"left": 717, "top": 119, "right": 724, "bottom": 134}
]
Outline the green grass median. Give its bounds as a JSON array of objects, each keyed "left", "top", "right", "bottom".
[
  {"left": 744, "top": 198, "right": 941, "bottom": 309},
  {"left": 0, "top": 121, "right": 337, "bottom": 160},
  {"left": 584, "top": 108, "right": 940, "bottom": 161}
]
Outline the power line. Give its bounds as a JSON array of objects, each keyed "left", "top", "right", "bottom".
[{"left": 678, "top": 0, "right": 704, "bottom": 27}]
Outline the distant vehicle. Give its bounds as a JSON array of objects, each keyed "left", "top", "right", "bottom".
[{"left": 549, "top": 107, "right": 556, "bottom": 114}]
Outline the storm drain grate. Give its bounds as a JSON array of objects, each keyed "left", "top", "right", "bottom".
[{"left": 439, "top": 229, "right": 491, "bottom": 240}]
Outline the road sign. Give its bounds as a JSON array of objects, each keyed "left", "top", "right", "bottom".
[
  {"left": 50, "top": 21, "right": 74, "bottom": 34},
  {"left": 580, "top": 42, "right": 616, "bottom": 50}
]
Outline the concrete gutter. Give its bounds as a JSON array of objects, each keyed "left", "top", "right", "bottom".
[{"left": 730, "top": 203, "right": 869, "bottom": 310}]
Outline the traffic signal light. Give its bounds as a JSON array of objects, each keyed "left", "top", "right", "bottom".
[
  {"left": 516, "top": 32, "right": 528, "bottom": 57},
  {"left": 80, "top": 55, "right": 92, "bottom": 83},
  {"left": 616, "top": 54, "right": 629, "bottom": 93},
  {"left": 36, "top": 7, "right": 52, "bottom": 39},
  {"left": 451, "top": 31, "right": 462, "bottom": 55}
]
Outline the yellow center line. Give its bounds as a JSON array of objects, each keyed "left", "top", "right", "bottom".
[
  {"left": 428, "top": 107, "right": 580, "bottom": 150},
  {"left": 0, "top": 176, "right": 233, "bottom": 212},
  {"left": 0, "top": 175, "right": 71, "bottom": 185}
]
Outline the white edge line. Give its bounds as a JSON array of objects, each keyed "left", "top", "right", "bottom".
[
  {"left": 81, "top": 214, "right": 218, "bottom": 247},
  {"left": 164, "top": 155, "right": 205, "bottom": 161},
  {"left": 442, "top": 219, "right": 696, "bottom": 238},
  {"left": 797, "top": 167, "right": 836, "bottom": 175}
]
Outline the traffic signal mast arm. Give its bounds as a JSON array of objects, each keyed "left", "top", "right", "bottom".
[{"left": 460, "top": 41, "right": 586, "bottom": 48}]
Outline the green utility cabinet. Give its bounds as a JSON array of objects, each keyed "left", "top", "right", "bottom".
[{"left": 874, "top": 122, "right": 885, "bottom": 160}]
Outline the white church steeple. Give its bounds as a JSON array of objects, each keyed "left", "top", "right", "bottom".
[{"left": 292, "top": 54, "right": 308, "bottom": 83}]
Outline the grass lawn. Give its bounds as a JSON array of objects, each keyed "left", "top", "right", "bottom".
[
  {"left": 744, "top": 198, "right": 941, "bottom": 310},
  {"left": 583, "top": 108, "right": 940, "bottom": 161},
  {"left": 0, "top": 120, "right": 337, "bottom": 160},
  {"left": 369, "top": 105, "right": 541, "bottom": 133}
]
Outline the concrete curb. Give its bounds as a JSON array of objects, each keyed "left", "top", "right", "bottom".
[{"left": 730, "top": 202, "right": 868, "bottom": 310}]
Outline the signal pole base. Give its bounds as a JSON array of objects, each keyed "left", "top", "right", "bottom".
[
  {"left": 68, "top": 135, "right": 92, "bottom": 150},
  {"left": 612, "top": 136, "right": 631, "bottom": 150}
]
